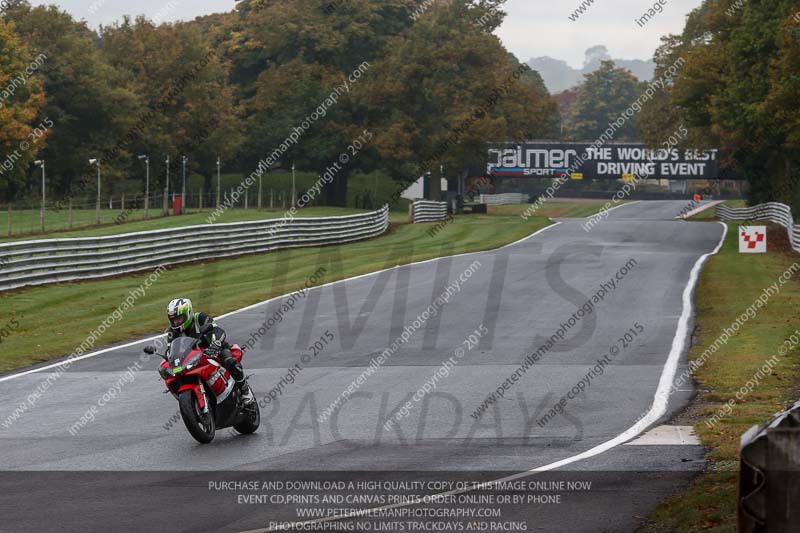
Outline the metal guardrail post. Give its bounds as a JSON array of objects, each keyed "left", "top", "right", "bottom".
[
  {"left": 766, "top": 427, "right": 800, "bottom": 531},
  {"left": 739, "top": 400, "right": 800, "bottom": 532}
]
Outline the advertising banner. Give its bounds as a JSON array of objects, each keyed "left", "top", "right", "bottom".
[{"left": 487, "top": 143, "right": 719, "bottom": 180}]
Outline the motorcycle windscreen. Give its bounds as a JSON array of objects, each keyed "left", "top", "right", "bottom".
[{"left": 169, "top": 336, "right": 199, "bottom": 365}]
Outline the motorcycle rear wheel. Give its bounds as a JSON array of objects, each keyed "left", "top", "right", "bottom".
[
  {"left": 179, "top": 390, "right": 216, "bottom": 444},
  {"left": 233, "top": 400, "right": 260, "bottom": 435}
]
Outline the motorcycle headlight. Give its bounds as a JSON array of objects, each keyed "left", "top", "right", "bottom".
[
  {"left": 159, "top": 366, "right": 174, "bottom": 379},
  {"left": 183, "top": 353, "right": 202, "bottom": 370}
]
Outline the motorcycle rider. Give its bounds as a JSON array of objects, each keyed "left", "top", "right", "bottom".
[{"left": 166, "top": 298, "right": 255, "bottom": 405}]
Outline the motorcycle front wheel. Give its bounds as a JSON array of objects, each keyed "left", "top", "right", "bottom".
[{"left": 179, "top": 390, "right": 216, "bottom": 444}]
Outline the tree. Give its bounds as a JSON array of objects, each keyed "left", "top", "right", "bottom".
[
  {"left": 637, "top": 35, "right": 689, "bottom": 147},
  {"left": 357, "top": 0, "right": 557, "bottom": 198},
  {"left": 0, "top": 17, "right": 46, "bottom": 200},
  {"left": 4, "top": 3, "right": 139, "bottom": 201},
  {"left": 100, "top": 18, "right": 243, "bottom": 198},
  {"left": 1, "top": 0, "right": 559, "bottom": 208},
  {"left": 764, "top": 8, "right": 800, "bottom": 209},
  {"left": 640, "top": 0, "right": 800, "bottom": 211},
  {"left": 225, "top": 0, "right": 420, "bottom": 204},
  {"left": 553, "top": 87, "right": 580, "bottom": 140},
  {"left": 567, "top": 60, "right": 643, "bottom": 141}
]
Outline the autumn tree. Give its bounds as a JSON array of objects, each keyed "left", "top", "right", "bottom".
[
  {"left": 639, "top": 0, "right": 800, "bottom": 210},
  {"left": 357, "top": 0, "right": 557, "bottom": 198},
  {"left": 0, "top": 17, "right": 45, "bottom": 201},
  {"left": 100, "top": 18, "right": 243, "bottom": 198},
  {"left": 224, "top": 0, "right": 420, "bottom": 204},
  {"left": 2, "top": 0, "right": 558, "bottom": 207},
  {"left": 566, "top": 60, "right": 644, "bottom": 141},
  {"left": 4, "top": 3, "right": 139, "bottom": 201}
]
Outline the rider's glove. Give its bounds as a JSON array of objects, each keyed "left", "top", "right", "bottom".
[{"left": 204, "top": 342, "right": 221, "bottom": 358}]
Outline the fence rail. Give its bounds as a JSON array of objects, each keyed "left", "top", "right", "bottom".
[
  {"left": 716, "top": 202, "right": 799, "bottom": 253},
  {"left": 478, "top": 193, "right": 528, "bottom": 205},
  {"left": 738, "top": 398, "right": 800, "bottom": 532},
  {"left": 0, "top": 206, "right": 389, "bottom": 292},
  {"left": 411, "top": 200, "right": 448, "bottom": 223}
]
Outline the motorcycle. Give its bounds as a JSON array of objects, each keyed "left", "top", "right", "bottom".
[{"left": 144, "top": 336, "right": 260, "bottom": 444}]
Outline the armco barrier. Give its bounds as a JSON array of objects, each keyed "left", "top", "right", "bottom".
[
  {"left": 411, "top": 200, "right": 448, "bottom": 223},
  {"left": 716, "top": 202, "right": 800, "bottom": 253},
  {"left": 0, "top": 206, "right": 389, "bottom": 292},
  {"left": 478, "top": 193, "right": 528, "bottom": 205},
  {"left": 738, "top": 399, "right": 800, "bottom": 532}
]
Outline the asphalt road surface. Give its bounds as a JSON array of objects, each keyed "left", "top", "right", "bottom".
[{"left": 0, "top": 200, "right": 726, "bottom": 532}]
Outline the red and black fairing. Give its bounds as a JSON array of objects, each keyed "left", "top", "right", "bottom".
[{"left": 159, "top": 336, "right": 246, "bottom": 429}]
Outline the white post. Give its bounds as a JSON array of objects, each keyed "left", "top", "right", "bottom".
[
  {"left": 35, "top": 160, "right": 45, "bottom": 232},
  {"left": 291, "top": 163, "right": 296, "bottom": 207},
  {"left": 144, "top": 157, "right": 150, "bottom": 218},
  {"left": 216, "top": 157, "right": 221, "bottom": 208},
  {"left": 164, "top": 156, "right": 170, "bottom": 216},
  {"left": 181, "top": 155, "right": 187, "bottom": 215},
  {"left": 94, "top": 162, "right": 101, "bottom": 224},
  {"left": 41, "top": 161, "right": 45, "bottom": 231}
]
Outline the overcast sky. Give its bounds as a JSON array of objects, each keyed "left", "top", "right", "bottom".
[{"left": 32, "top": 0, "right": 704, "bottom": 67}]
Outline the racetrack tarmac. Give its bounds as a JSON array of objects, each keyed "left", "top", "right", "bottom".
[{"left": 0, "top": 200, "right": 724, "bottom": 532}]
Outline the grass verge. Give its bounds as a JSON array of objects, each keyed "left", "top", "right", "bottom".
[
  {"left": 641, "top": 223, "right": 800, "bottom": 532},
  {"left": 0, "top": 211, "right": 552, "bottom": 373}
]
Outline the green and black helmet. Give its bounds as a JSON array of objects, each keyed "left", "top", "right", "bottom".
[{"left": 167, "top": 298, "right": 194, "bottom": 332}]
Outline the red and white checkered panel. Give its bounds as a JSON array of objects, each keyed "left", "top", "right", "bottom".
[{"left": 739, "top": 226, "right": 767, "bottom": 253}]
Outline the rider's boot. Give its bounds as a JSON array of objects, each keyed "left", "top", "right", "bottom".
[
  {"left": 236, "top": 378, "right": 256, "bottom": 406},
  {"left": 220, "top": 349, "right": 255, "bottom": 406}
]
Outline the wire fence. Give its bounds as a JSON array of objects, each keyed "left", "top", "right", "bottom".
[{"left": 1, "top": 187, "right": 317, "bottom": 238}]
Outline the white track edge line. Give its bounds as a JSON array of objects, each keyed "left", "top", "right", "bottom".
[
  {"left": 675, "top": 200, "right": 724, "bottom": 220},
  {"left": 240, "top": 220, "right": 729, "bottom": 533},
  {"left": 587, "top": 200, "right": 640, "bottom": 219},
  {"left": 0, "top": 221, "right": 562, "bottom": 384}
]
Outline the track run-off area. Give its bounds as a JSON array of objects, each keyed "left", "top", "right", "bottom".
[{"left": 0, "top": 200, "right": 725, "bottom": 532}]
